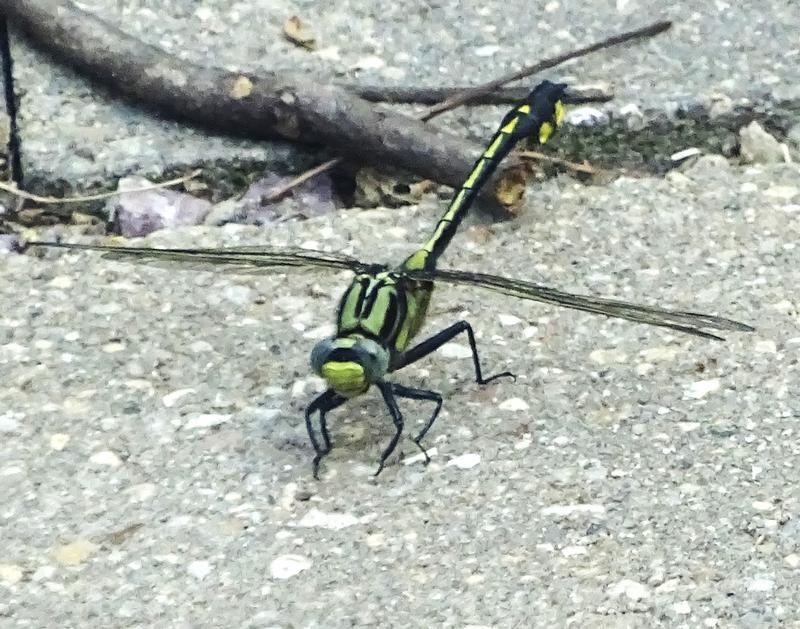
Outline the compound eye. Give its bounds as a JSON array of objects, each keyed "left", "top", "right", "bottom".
[{"left": 310, "top": 338, "right": 335, "bottom": 375}]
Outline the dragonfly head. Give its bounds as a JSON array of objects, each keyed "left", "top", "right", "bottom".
[{"left": 310, "top": 336, "right": 390, "bottom": 398}]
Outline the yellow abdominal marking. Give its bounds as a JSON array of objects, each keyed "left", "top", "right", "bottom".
[
  {"left": 554, "top": 100, "right": 565, "bottom": 125},
  {"left": 321, "top": 361, "right": 368, "bottom": 397}
]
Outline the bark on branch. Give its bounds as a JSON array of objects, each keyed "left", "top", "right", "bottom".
[{"left": 3, "top": 0, "right": 521, "bottom": 204}]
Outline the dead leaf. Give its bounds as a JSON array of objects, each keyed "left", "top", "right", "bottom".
[
  {"left": 494, "top": 165, "right": 527, "bottom": 213},
  {"left": 230, "top": 76, "right": 253, "bottom": 99},
  {"left": 105, "top": 522, "right": 145, "bottom": 546},
  {"left": 283, "top": 16, "right": 316, "bottom": 50}
]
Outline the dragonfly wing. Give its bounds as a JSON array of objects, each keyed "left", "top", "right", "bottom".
[
  {"left": 27, "top": 242, "right": 377, "bottom": 275},
  {"left": 411, "top": 268, "right": 754, "bottom": 340}
]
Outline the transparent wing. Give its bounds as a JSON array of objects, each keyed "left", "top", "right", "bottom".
[
  {"left": 410, "top": 267, "right": 753, "bottom": 340},
  {"left": 27, "top": 242, "right": 379, "bottom": 275}
]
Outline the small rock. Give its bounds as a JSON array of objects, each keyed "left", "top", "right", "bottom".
[
  {"left": 497, "top": 313, "right": 521, "bottom": 326},
  {"left": 753, "top": 339, "right": 777, "bottom": 353},
  {"left": 439, "top": 343, "right": 472, "bottom": 359},
  {"left": 565, "top": 107, "right": 608, "bottom": 127},
  {"left": 0, "top": 413, "right": 21, "bottom": 434},
  {"left": 561, "top": 545, "right": 587, "bottom": 557},
  {"left": 784, "top": 554, "right": 800, "bottom": 568},
  {"left": 49, "top": 275, "right": 73, "bottom": 289},
  {"left": 684, "top": 154, "right": 731, "bottom": 176},
  {"left": 109, "top": 176, "right": 212, "bottom": 237},
  {"left": 763, "top": 185, "right": 798, "bottom": 200},
  {"left": 101, "top": 341, "right": 126, "bottom": 353},
  {"left": 607, "top": 579, "right": 650, "bottom": 601},
  {"left": 640, "top": 346, "right": 678, "bottom": 362},
  {"left": 222, "top": 285, "right": 254, "bottom": 306},
  {"left": 183, "top": 413, "right": 231, "bottom": 430},
  {"left": 474, "top": 45, "right": 500, "bottom": 57},
  {"left": 186, "top": 560, "right": 213, "bottom": 580},
  {"left": 589, "top": 348, "right": 627, "bottom": 365},
  {"left": 446, "top": 453, "right": 481, "bottom": 469},
  {"left": 684, "top": 378, "right": 720, "bottom": 399},
  {"left": 747, "top": 577, "right": 774, "bottom": 592},
  {"left": 89, "top": 450, "right": 122, "bottom": 467},
  {"left": 350, "top": 55, "right": 385, "bottom": 70},
  {"left": 162, "top": 388, "right": 195, "bottom": 408},
  {"left": 541, "top": 504, "right": 606, "bottom": 518},
  {"left": 499, "top": 397, "right": 529, "bottom": 411},
  {"left": 126, "top": 483, "right": 157, "bottom": 502},
  {"left": 54, "top": 539, "right": 97, "bottom": 566},
  {"left": 298, "top": 508, "right": 359, "bottom": 530},
  {"left": 0, "top": 564, "right": 24, "bottom": 585},
  {"left": 365, "top": 533, "right": 385, "bottom": 548},
  {"left": 673, "top": 601, "right": 691, "bottom": 615},
  {"left": 0, "top": 234, "right": 21, "bottom": 253},
  {"left": 49, "top": 433, "right": 70, "bottom": 450},
  {"left": 269, "top": 554, "right": 311, "bottom": 579},
  {"left": 671, "top": 147, "right": 703, "bottom": 163},
  {"left": 739, "top": 122, "right": 786, "bottom": 164}
]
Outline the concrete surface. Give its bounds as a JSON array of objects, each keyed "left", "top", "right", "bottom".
[
  {"left": 2, "top": 157, "right": 800, "bottom": 626},
  {"left": 7, "top": 0, "right": 800, "bottom": 188}
]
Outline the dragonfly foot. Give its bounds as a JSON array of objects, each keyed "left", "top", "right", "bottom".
[
  {"left": 480, "top": 370, "right": 516, "bottom": 385},
  {"left": 312, "top": 455, "right": 325, "bottom": 480},
  {"left": 412, "top": 438, "right": 431, "bottom": 465}
]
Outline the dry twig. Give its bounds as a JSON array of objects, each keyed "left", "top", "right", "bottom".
[{"left": 0, "top": 169, "right": 202, "bottom": 204}]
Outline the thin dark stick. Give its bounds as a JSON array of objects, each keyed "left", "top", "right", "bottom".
[
  {"left": 351, "top": 85, "right": 612, "bottom": 106},
  {"left": 0, "top": 16, "right": 23, "bottom": 185},
  {"left": 421, "top": 20, "right": 671, "bottom": 119}
]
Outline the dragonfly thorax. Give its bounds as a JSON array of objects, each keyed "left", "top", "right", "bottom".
[{"left": 310, "top": 335, "right": 390, "bottom": 398}]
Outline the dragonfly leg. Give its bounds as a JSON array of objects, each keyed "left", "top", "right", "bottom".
[
  {"left": 392, "top": 320, "right": 516, "bottom": 385},
  {"left": 391, "top": 383, "right": 443, "bottom": 464},
  {"left": 305, "top": 389, "right": 346, "bottom": 480},
  {"left": 374, "top": 381, "right": 404, "bottom": 476}
]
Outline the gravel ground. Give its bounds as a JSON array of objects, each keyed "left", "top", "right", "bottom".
[
  {"left": 2, "top": 158, "right": 799, "bottom": 626},
  {"left": 9, "top": 0, "right": 800, "bottom": 184}
]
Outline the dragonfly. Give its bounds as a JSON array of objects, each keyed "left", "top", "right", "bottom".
[{"left": 28, "top": 81, "right": 753, "bottom": 478}]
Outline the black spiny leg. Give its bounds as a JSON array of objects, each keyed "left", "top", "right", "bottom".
[
  {"left": 392, "top": 320, "right": 515, "bottom": 384},
  {"left": 305, "top": 389, "right": 346, "bottom": 480},
  {"left": 391, "top": 383, "right": 442, "bottom": 464},
  {"left": 375, "top": 381, "right": 404, "bottom": 476}
]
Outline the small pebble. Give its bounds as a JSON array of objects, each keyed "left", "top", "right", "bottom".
[
  {"left": 54, "top": 540, "right": 97, "bottom": 566},
  {"left": 49, "top": 433, "right": 70, "bottom": 450},
  {"left": 747, "top": 577, "right": 774, "bottom": 592},
  {"left": 497, "top": 313, "right": 521, "bottom": 326},
  {"left": 89, "top": 450, "right": 122, "bottom": 467},
  {"left": 754, "top": 339, "right": 777, "bottom": 353},
  {"left": 541, "top": 504, "right": 606, "bottom": 518},
  {"left": 162, "top": 388, "right": 195, "bottom": 408},
  {"left": 298, "top": 509, "right": 359, "bottom": 530},
  {"left": 446, "top": 453, "right": 481, "bottom": 470},
  {"left": 498, "top": 397, "right": 528, "bottom": 411},
  {"left": 607, "top": 579, "right": 650, "bottom": 601},
  {"left": 784, "top": 554, "right": 800, "bottom": 568},
  {"left": 0, "top": 564, "right": 23, "bottom": 585},
  {"left": 269, "top": 554, "right": 311, "bottom": 579},
  {"left": 183, "top": 413, "right": 231, "bottom": 430},
  {"left": 439, "top": 343, "right": 472, "bottom": 359},
  {"left": 186, "top": 560, "right": 213, "bottom": 580},
  {"left": 684, "top": 378, "right": 720, "bottom": 399}
]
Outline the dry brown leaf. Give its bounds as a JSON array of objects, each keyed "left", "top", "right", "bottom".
[{"left": 283, "top": 15, "right": 316, "bottom": 50}]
